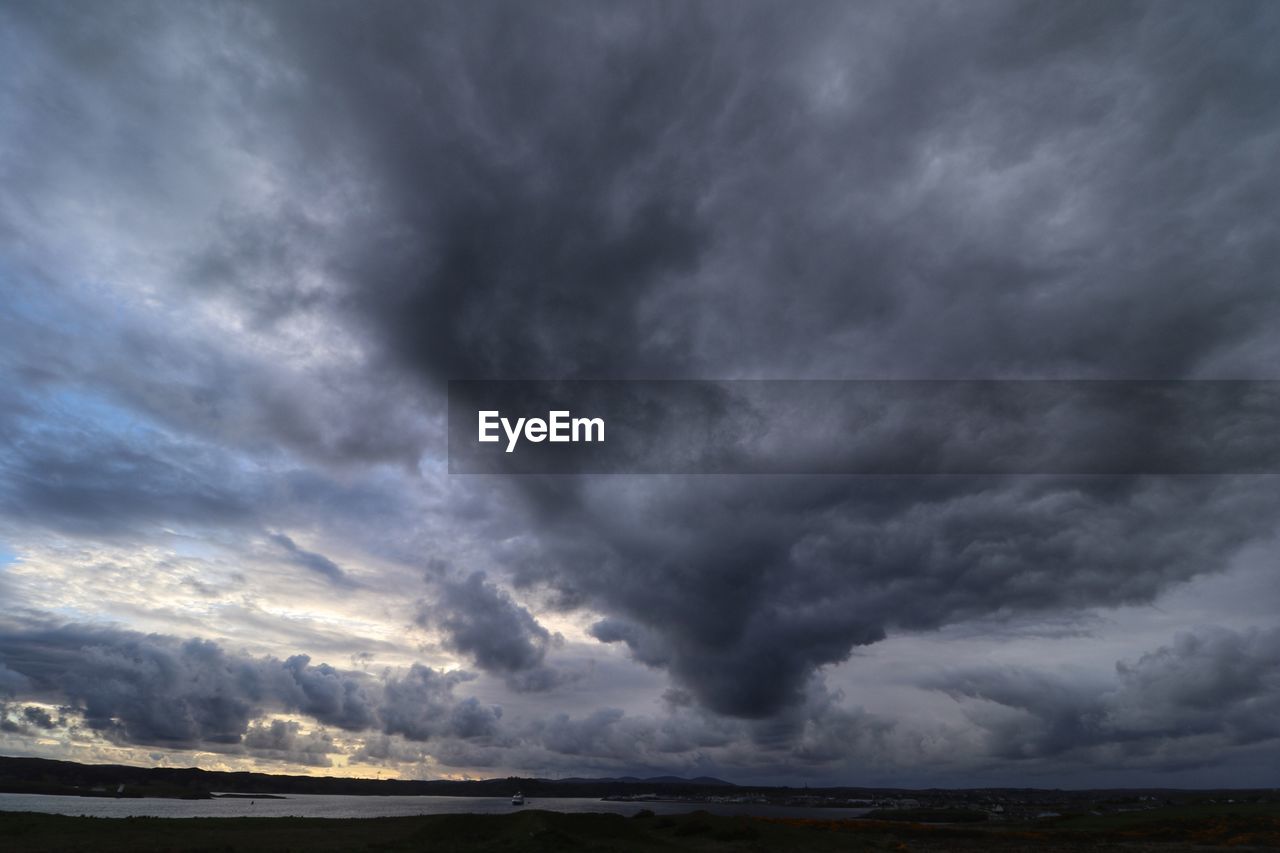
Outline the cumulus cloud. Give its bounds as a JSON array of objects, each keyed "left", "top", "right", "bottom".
[
  {"left": 927, "top": 626, "right": 1280, "bottom": 768},
  {"left": 278, "top": 654, "right": 380, "bottom": 732},
  {"left": 241, "top": 719, "right": 337, "bottom": 767},
  {"left": 0, "top": 625, "right": 492, "bottom": 749},
  {"left": 380, "top": 663, "right": 501, "bottom": 742},
  {"left": 0, "top": 623, "right": 944, "bottom": 778},
  {"left": 420, "top": 572, "right": 566, "bottom": 692},
  {"left": 0, "top": 703, "right": 65, "bottom": 736}
]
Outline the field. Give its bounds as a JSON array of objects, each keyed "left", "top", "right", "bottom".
[{"left": 3, "top": 803, "right": 1280, "bottom": 852}]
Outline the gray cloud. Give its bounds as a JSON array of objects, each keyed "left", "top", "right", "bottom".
[
  {"left": 0, "top": 624, "right": 491, "bottom": 749},
  {"left": 538, "top": 474, "right": 1278, "bottom": 716},
  {"left": 421, "top": 572, "right": 566, "bottom": 692},
  {"left": 241, "top": 719, "right": 337, "bottom": 767},
  {"left": 278, "top": 654, "right": 379, "bottom": 732},
  {"left": 0, "top": 622, "right": 936, "bottom": 778},
  {"left": 21, "top": 706, "right": 58, "bottom": 730},
  {"left": 0, "top": 404, "right": 253, "bottom": 539},
  {"left": 175, "top": 0, "right": 1276, "bottom": 720},
  {"left": 0, "top": 628, "right": 268, "bottom": 746},
  {"left": 379, "top": 664, "right": 502, "bottom": 742},
  {"left": 424, "top": 685, "right": 940, "bottom": 780},
  {"left": 268, "top": 532, "right": 358, "bottom": 588},
  {"left": 0, "top": 703, "right": 65, "bottom": 737},
  {"left": 0, "top": 664, "right": 30, "bottom": 697},
  {"left": 2, "top": 0, "right": 1279, "bottom": 783},
  {"left": 928, "top": 626, "right": 1280, "bottom": 768}
]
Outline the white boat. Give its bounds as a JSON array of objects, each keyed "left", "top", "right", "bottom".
[{"left": 511, "top": 792, "right": 524, "bottom": 805}]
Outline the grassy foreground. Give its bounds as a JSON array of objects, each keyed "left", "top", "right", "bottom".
[{"left": 3, "top": 804, "right": 1280, "bottom": 852}]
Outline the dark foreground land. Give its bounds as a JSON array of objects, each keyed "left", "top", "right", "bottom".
[{"left": 4, "top": 804, "right": 1280, "bottom": 852}]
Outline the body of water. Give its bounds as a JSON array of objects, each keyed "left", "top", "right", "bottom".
[{"left": 0, "top": 791, "right": 872, "bottom": 820}]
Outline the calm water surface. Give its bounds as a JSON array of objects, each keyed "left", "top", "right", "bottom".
[{"left": 0, "top": 792, "right": 873, "bottom": 820}]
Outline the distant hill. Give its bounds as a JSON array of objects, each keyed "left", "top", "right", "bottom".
[
  {"left": 555, "top": 775, "right": 734, "bottom": 787},
  {"left": 0, "top": 755, "right": 735, "bottom": 799},
  {"left": 8, "top": 755, "right": 1272, "bottom": 805}
]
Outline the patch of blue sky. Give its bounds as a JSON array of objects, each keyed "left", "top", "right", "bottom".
[
  {"left": 1, "top": 260, "right": 132, "bottom": 323},
  {"left": 34, "top": 386, "right": 160, "bottom": 443},
  {"left": 1, "top": 268, "right": 83, "bottom": 328},
  {"left": 167, "top": 535, "right": 222, "bottom": 562},
  {"left": 18, "top": 383, "right": 287, "bottom": 519}
]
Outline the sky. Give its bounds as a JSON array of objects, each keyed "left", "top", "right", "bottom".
[{"left": 1, "top": 0, "right": 1279, "bottom": 788}]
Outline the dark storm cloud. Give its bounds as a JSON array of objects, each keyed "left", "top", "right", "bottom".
[
  {"left": 150, "top": 0, "right": 1276, "bottom": 719},
  {"left": 927, "top": 626, "right": 1280, "bottom": 765},
  {"left": 543, "top": 473, "right": 1278, "bottom": 717},
  {"left": 0, "top": 624, "right": 493, "bottom": 748},
  {"left": 271, "top": 2, "right": 725, "bottom": 383},
  {"left": 3, "top": 0, "right": 1280, "bottom": 779},
  {"left": 222, "top": 0, "right": 1280, "bottom": 383},
  {"left": 419, "top": 572, "right": 566, "bottom": 692}
]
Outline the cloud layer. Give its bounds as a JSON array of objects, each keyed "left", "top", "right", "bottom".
[{"left": 1, "top": 0, "right": 1278, "bottom": 784}]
